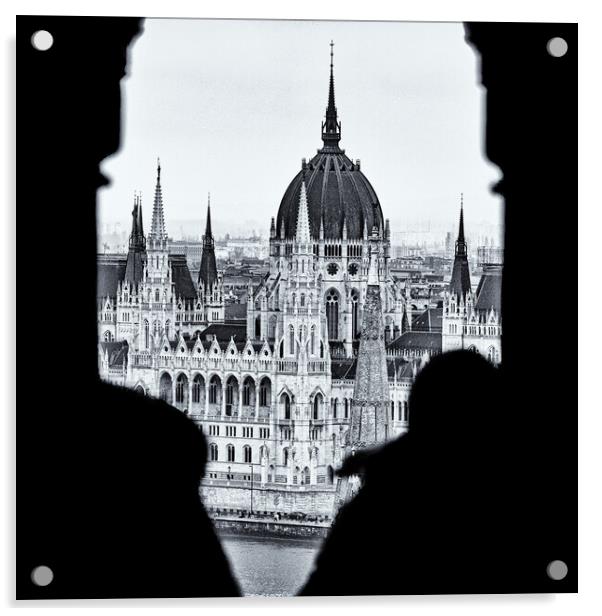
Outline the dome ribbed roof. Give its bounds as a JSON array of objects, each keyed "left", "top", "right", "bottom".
[
  {"left": 275, "top": 42, "right": 384, "bottom": 241},
  {"left": 276, "top": 152, "right": 383, "bottom": 240}
]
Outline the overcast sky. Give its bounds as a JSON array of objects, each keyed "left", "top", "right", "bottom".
[{"left": 98, "top": 18, "right": 502, "bottom": 240}]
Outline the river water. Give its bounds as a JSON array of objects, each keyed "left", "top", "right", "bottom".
[{"left": 221, "top": 534, "right": 323, "bottom": 597}]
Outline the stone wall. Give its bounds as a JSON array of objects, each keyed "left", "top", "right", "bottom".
[
  {"left": 201, "top": 483, "right": 337, "bottom": 517},
  {"left": 214, "top": 518, "right": 329, "bottom": 539}
]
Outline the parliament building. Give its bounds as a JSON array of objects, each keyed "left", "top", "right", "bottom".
[{"left": 97, "top": 47, "right": 501, "bottom": 517}]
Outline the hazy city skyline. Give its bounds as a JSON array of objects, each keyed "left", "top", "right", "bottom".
[{"left": 98, "top": 19, "right": 503, "bottom": 242}]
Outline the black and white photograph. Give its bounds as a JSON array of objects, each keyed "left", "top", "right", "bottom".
[{"left": 16, "top": 13, "right": 577, "bottom": 601}]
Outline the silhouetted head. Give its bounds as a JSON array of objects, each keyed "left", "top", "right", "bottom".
[{"left": 409, "top": 350, "right": 501, "bottom": 435}]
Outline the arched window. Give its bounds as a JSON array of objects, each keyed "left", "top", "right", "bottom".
[
  {"left": 344, "top": 398, "right": 349, "bottom": 419},
  {"left": 259, "top": 377, "right": 271, "bottom": 407},
  {"left": 159, "top": 373, "right": 173, "bottom": 404},
  {"left": 326, "top": 465, "right": 334, "bottom": 485},
  {"left": 326, "top": 290, "right": 339, "bottom": 340},
  {"left": 242, "top": 377, "right": 254, "bottom": 407},
  {"left": 192, "top": 374, "right": 203, "bottom": 404},
  {"left": 313, "top": 394, "right": 322, "bottom": 420},
  {"left": 487, "top": 346, "right": 500, "bottom": 363},
  {"left": 175, "top": 373, "right": 188, "bottom": 404},
  {"left": 155, "top": 289, "right": 160, "bottom": 302},
  {"left": 225, "top": 376, "right": 238, "bottom": 416},
  {"left": 227, "top": 444, "right": 235, "bottom": 462},
  {"left": 300, "top": 293, "right": 305, "bottom": 307},
  {"left": 103, "top": 330, "right": 113, "bottom": 342},
  {"left": 143, "top": 319, "right": 149, "bottom": 349},
  {"left": 468, "top": 345, "right": 478, "bottom": 353},
  {"left": 310, "top": 326, "right": 316, "bottom": 355},
  {"left": 209, "top": 375, "right": 221, "bottom": 405},
  {"left": 333, "top": 398, "right": 338, "bottom": 419},
  {"left": 289, "top": 325, "right": 295, "bottom": 354},
  {"left": 268, "top": 314, "right": 277, "bottom": 339},
  {"left": 255, "top": 315, "right": 261, "bottom": 338},
  {"left": 283, "top": 448, "right": 289, "bottom": 466},
  {"left": 165, "top": 319, "right": 171, "bottom": 339},
  {"left": 210, "top": 443, "right": 218, "bottom": 461},
  {"left": 281, "top": 393, "right": 291, "bottom": 420},
  {"left": 351, "top": 289, "right": 360, "bottom": 339},
  {"left": 243, "top": 445, "right": 252, "bottom": 464},
  {"left": 390, "top": 400, "right": 395, "bottom": 421}
]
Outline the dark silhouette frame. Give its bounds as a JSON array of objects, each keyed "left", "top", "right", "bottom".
[{"left": 17, "top": 17, "right": 576, "bottom": 598}]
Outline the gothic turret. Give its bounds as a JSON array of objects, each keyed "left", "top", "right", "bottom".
[
  {"left": 295, "top": 180, "right": 311, "bottom": 245},
  {"left": 148, "top": 158, "right": 167, "bottom": 245},
  {"left": 124, "top": 192, "right": 146, "bottom": 284},
  {"left": 198, "top": 194, "right": 218, "bottom": 291},
  {"left": 349, "top": 239, "right": 390, "bottom": 450},
  {"left": 449, "top": 194, "right": 471, "bottom": 298}
]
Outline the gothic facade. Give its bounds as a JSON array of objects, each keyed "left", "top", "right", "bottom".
[{"left": 97, "top": 46, "right": 500, "bottom": 518}]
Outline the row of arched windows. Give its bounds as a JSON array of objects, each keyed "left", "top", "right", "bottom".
[
  {"left": 159, "top": 373, "right": 272, "bottom": 410},
  {"left": 390, "top": 400, "right": 410, "bottom": 422},
  {"left": 209, "top": 443, "right": 254, "bottom": 464}
]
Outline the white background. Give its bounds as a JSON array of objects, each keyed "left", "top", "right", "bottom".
[{"left": 1, "top": 0, "right": 599, "bottom": 614}]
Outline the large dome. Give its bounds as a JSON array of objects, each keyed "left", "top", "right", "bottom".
[
  {"left": 275, "top": 44, "right": 384, "bottom": 241},
  {"left": 276, "top": 152, "right": 383, "bottom": 241}
]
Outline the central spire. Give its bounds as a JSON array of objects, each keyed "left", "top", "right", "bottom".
[{"left": 321, "top": 40, "right": 341, "bottom": 150}]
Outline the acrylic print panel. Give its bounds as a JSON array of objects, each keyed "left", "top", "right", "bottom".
[{"left": 17, "top": 16, "right": 576, "bottom": 598}]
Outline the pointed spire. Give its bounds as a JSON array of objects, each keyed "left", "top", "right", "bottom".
[
  {"left": 349, "top": 244, "right": 389, "bottom": 450},
  {"left": 198, "top": 193, "right": 218, "bottom": 290},
  {"left": 449, "top": 194, "right": 471, "bottom": 298},
  {"left": 342, "top": 212, "right": 348, "bottom": 240},
  {"left": 321, "top": 40, "right": 341, "bottom": 150},
  {"left": 295, "top": 180, "right": 312, "bottom": 243},
  {"left": 125, "top": 192, "right": 146, "bottom": 283},
  {"left": 401, "top": 304, "right": 410, "bottom": 334},
  {"left": 456, "top": 193, "right": 466, "bottom": 255},
  {"left": 149, "top": 158, "right": 167, "bottom": 240},
  {"left": 319, "top": 210, "right": 325, "bottom": 240},
  {"left": 204, "top": 192, "right": 213, "bottom": 241},
  {"left": 137, "top": 191, "right": 144, "bottom": 241},
  {"left": 128, "top": 192, "right": 145, "bottom": 251}
]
